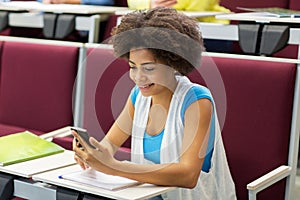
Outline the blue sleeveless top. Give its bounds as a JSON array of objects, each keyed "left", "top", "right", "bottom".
[{"left": 130, "top": 85, "right": 215, "bottom": 172}]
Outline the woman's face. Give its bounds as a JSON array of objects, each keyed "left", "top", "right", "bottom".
[{"left": 129, "top": 49, "right": 177, "bottom": 97}]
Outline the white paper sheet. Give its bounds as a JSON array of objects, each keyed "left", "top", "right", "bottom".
[{"left": 60, "top": 168, "right": 141, "bottom": 191}]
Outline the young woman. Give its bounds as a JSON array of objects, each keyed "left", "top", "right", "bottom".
[{"left": 73, "top": 7, "right": 236, "bottom": 200}]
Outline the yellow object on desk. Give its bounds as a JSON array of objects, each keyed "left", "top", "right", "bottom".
[{"left": 0, "top": 131, "right": 64, "bottom": 166}]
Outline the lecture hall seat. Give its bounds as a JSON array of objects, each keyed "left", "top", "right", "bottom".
[
  {"left": 189, "top": 53, "right": 297, "bottom": 200},
  {"left": 0, "top": 37, "right": 80, "bottom": 139},
  {"left": 82, "top": 44, "right": 133, "bottom": 160},
  {"left": 0, "top": 39, "right": 46, "bottom": 136}
]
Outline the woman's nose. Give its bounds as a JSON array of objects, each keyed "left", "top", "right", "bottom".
[{"left": 133, "top": 69, "right": 147, "bottom": 81}]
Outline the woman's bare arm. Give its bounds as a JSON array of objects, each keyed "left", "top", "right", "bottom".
[{"left": 74, "top": 98, "right": 212, "bottom": 188}]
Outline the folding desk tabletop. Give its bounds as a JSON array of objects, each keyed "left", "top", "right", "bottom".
[
  {"left": 0, "top": 150, "right": 76, "bottom": 178},
  {"left": 33, "top": 165, "right": 175, "bottom": 200}
]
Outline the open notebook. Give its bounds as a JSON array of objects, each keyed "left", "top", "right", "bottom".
[
  {"left": 0, "top": 131, "right": 64, "bottom": 166},
  {"left": 59, "top": 168, "right": 141, "bottom": 191}
]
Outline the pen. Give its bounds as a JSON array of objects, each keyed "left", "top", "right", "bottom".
[
  {"left": 278, "top": 14, "right": 300, "bottom": 18},
  {"left": 292, "top": 14, "right": 300, "bottom": 18}
]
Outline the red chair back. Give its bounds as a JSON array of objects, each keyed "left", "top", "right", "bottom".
[
  {"left": 0, "top": 40, "right": 79, "bottom": 134},
  {"left": 188, "top": 54, "right": 296, "bottom": 199},
  {"left": 83, "top": 46, "right": 133, "bottom": 148}
]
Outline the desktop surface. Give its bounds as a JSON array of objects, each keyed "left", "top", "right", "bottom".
[{"left": 33, "top": 165, "right": 175, "bottom": 200}]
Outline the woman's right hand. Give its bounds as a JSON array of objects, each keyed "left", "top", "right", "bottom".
[{"left": 150, "top": 0, "right": 177, "bottom": 8}]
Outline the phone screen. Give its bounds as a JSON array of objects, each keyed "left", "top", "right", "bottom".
[{"left": 71, "top": 127, "right": 95, "bottom": 149}]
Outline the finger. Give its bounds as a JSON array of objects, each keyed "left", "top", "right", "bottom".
[
  {"left": 74, "top": 154, "right": 86, "bottom": 170},
  {"left": 72, "top": 137, "right": 78, "bottom": 150},
  {"left": 79, "top": 158, "right": 89, "bottom": 170},
  {"left": 77, "top": 156, "right": 89, "bottom": 170},
  {"left": 71, "top": 130, "right": 79, "bottom": 139},
  {"left": 72, "top": 130, "right": 91, "bottom": 151},
  {"left": 80, "top": 161, "right": 88, "bottom": 170},
  {"left": 73, "top": 144, "right": 92, "bottom": 169},
  {"left": 90, "top": 137, "right": 108, "bottom": 153},
  {"left": 73, "top": 143, "right": 86, "bottom": 159},
  {"left": 74, "top": 152, "right": 90, "bottom": 169}
]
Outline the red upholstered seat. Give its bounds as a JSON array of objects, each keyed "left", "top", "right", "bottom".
[
  {"left": 189, "top": 54, "right": 296, "bottom": 200},
  {"left": 102, "top": 0, "right": 128, "bottom": 42},
  {"left": 0, "top": 40, "right": 79, "bottom": 136},
  {"left": 102, "top": 14, "right": 121, "bottom": 42},
  {"left": 52, "top": 136, "right": 74, "bottom": 150},
  {"left": 0, "top": 123, "right": 43, "bottom": 137},
  {"left": 289, "top": 0, "right": 300, "bottom": 10},
  {"left": 83, "top": 46, "right": 133, "bottom": 156}
]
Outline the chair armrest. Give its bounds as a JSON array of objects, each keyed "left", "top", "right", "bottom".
[
  {"left": 247, "top": 165, "right": 291, "bottom": 199},
  {"left": 39, "top": 126, "right": 72, "bottom": 140}
]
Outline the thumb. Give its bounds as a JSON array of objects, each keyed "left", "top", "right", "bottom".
[{"left": 89, "top": 137, "right": 105, "bottom": 151}]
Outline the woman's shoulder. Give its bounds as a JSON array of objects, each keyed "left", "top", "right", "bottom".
[
  {"left": 185, "top": 84, "right": 213, "bottom": 103},
  {"left": 191, "top": 84, "right": 212, "bottom": 96}
]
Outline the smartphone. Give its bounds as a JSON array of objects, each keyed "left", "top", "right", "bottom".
[{"left": 71, "top": 127, "right": 95, "bottom": 149}]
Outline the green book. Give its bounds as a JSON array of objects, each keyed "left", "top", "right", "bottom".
[{"left": 0, "top": 131, "right": 64, "bottom": 166}]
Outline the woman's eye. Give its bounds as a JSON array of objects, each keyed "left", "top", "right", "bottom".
[
  {"left": 145, "top": 67, "right": 154, "bottom": 71},
  {"left": 129, "top": 66, "right": 137, "bottom": 70}
]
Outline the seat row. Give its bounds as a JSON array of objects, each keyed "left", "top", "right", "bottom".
[{"left": 0, "top": 36, "right": 299, "bottom": 200}]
